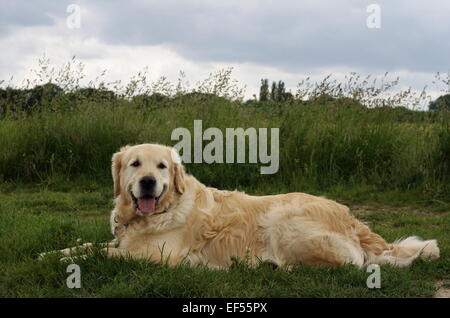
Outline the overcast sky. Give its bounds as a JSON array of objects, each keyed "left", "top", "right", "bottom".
[{"left": 0, "top": 0, "right": 449, "bottom": 100}]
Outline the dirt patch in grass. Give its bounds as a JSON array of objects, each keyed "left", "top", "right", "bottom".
[
  {"left": 434, "top": 281, "right": 450, "bottom": 298},
  {"left": 349, "top": 204, "right": 442, "bottom": 216}
]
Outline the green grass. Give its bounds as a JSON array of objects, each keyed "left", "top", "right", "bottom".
[
  {"left": 0, "top": 72, "right": 449, "bottom": 297},
  {"left": 0, "top": 99, "right": 449, "bottom": 199},
  {"left": 0, "top": 180, "right": 448, "bottom": 298}
]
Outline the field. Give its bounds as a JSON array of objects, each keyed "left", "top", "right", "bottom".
[{"left": 0, "top": 70, "right": 449, "bottom": 297}]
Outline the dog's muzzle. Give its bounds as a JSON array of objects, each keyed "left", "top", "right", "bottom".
[{"left": 131, "top": 183, "right": 166, "bottom": 215}]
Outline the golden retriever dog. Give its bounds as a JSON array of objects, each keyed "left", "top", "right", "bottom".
[{"left": 41, "top": 143, "right": 440, "bottom": 268}]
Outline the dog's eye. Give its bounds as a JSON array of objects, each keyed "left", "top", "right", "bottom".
[
  {"left": 157, "top": 162, "right": 167, "bottom": 169},
  {"left": 130, "top": 160, "right": 140, "bottom": 167}
]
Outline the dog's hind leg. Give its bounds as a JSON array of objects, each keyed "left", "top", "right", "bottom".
[
  {"left": 276, "top": 231, "right": 365, "bottom": 267},
  {"left": 264, "top": 206, "right": 365, "bottom": 267},
  {"left": 366, "top": 236, "right": 440, "bottom": 267}
]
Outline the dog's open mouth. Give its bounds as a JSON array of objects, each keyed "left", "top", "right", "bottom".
[{"left": 131, "top": 187, "right": 166, "bottom": 215}]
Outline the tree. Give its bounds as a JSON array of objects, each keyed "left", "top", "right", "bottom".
[
  {"left": 26, "top": 83, "right": 64, "bottom": 110},
  {"left": 259, "top": 79, "right": 269, "bottom": 101},
  {"left": 77, "top": 87, "right": 116, "bottom": 101},
  {"left": 429, "top": 94, "right": 450, "bottom": 111},
  {"left": 270, "top": 81, "right": 277, "bottom": 101},
  {"left": 283, "top": 91, "right": 294, "bottom": 101},
  {"left": 276, "top": 80, "right": 286, "bottom": 101}
]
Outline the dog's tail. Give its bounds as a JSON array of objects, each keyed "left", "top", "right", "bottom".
[{"left": 362, "top": 234, "right": 440, "bottom": 267}]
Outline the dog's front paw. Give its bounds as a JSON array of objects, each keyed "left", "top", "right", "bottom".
[
  {"left": 60, "top": 254, "right": 88, "bottom": 263},
  {"left": 113, "top": 224, "right": 127, "bottom": 239},
  {"left": 37, "top": 252, "right": 48, "bottom": 261}
]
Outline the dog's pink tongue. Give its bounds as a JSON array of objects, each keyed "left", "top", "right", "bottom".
[{"left": 138, "top": 197, "right": 156, "bottom": 214}]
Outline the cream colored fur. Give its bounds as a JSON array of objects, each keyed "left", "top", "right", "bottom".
[{"left": 41, "top": 143, "right": 440, "bottom": 268}]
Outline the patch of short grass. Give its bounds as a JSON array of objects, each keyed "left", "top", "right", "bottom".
[{"left": 0, "top": 181, "right": 448, "bottom": 298}]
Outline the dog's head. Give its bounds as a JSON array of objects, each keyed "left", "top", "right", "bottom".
[{"left": 112, "top": 143, "right": 186, "bottom": 216}]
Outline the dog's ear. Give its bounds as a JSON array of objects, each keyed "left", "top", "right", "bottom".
[
  {"left": 171, "top": 148, "right": 186, "bottom": 194},
  {"left": 174, "top": 163, "right": 186, "bottom": 194},
  {"left": 112, "top": 146, "right": 129, "bottom": 197}
]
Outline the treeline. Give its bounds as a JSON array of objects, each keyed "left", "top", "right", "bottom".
[
  {"left": 1, "top": 80, "right": 450, "bottom": 117},
  {"left": 0, "top": 83, "right": 116, "bottom": 115},
  {"left": 0, "top": 82, "right": 239, "bottom": 116}
]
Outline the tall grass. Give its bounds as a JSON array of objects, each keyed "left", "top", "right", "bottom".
[
  {"left": 0, "top": 98, "right": 448, "bottom": 198},
  {"left": 0, "top": 59, "right": 449, "bottom": 200}
]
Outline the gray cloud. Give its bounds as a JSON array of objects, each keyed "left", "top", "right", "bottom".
[
  {"left": 0, "top": 0, "right": 449, "bottom": 84},
  {"left": 0, "top": 0, "right": 68, "bottom": 36},
  {"left": 77, "top": 0, "right": 450, "bottom": 73}
]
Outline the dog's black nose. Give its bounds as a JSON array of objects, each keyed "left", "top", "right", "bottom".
[{"left": 139, "top": 176, "right": 156, "bottom": 190}]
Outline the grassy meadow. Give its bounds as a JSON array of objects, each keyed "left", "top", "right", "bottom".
[{"left": 0, "top": 66, "right": 449, "bottom": 297}]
